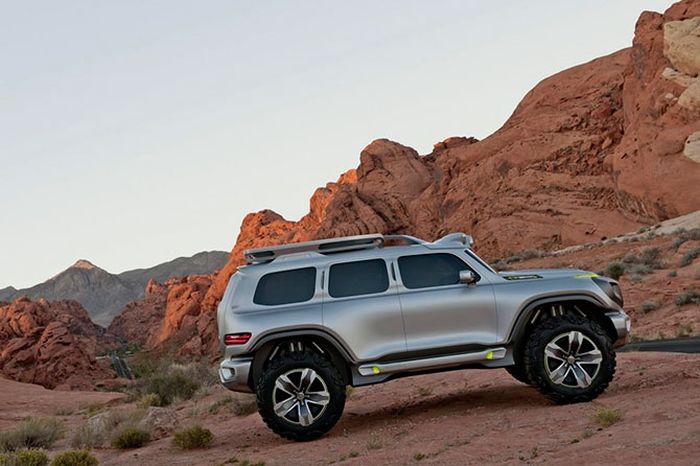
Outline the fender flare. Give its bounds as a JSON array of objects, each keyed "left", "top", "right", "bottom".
[
  {"left": 248, "top": 328, "right": 356, "bottom": 389},
  {"left": 507, "top": 294, "right": 612, "bottom": 344}
]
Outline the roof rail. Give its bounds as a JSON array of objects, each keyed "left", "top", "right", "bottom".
[{"left": 244, "top": 233, "right": 426, "bottom": 264}]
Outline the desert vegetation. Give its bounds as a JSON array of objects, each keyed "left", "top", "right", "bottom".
[
  {"left": 172, "top": 426, "right": 214, "bottom": 450},
  {"left": 0, "top": 418, "right": 64, "bottom": 452}
]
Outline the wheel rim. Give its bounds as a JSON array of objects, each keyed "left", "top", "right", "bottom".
[
  {"left": 544, "top": 331, "right": 603, "bottom": 388},
  {"left": 272, "top": 368, "right": 330, "bottom": 426}
]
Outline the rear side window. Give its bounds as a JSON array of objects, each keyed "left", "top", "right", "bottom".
[
  {"left": 328, "top": 259, "right": 389, "bottom": 298},
  {"left": 398, "top": 253, "right": 470, "bottom": 289},
  {"left": 254, "top": 267, "right": 316, "bottom": 306}
]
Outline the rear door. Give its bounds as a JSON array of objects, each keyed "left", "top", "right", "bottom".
[
  {"left": 396, "top": 252, "right": 498, "bottom": 352},
  {"left": 321, "top": 258, "right": 406, "bottom": 360}
]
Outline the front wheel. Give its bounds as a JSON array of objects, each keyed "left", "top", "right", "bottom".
[
  {"left": 524, "top": 315, "right": 616, "bottom": 404},
  {"left": 256, "top": 350, "right": 346, "bottom": 441}
]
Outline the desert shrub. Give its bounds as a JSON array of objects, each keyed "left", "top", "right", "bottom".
[
  {"left": 668, "top": 270, "right": 678, "bottom": 277},
  {"left": 129, "top": 361, "right": 215, "bottom": 407},
  {"left": 672, "top": 228, "right": 700, "bottom": 249},
  {"left": 622, "top": 247, "right": 663, "bottom": 271},
  {"left": 675, "top": 290, "right": 700, "bottom": 306},
  {"left": 143, "top": 373, "right": 199, "bottom": 406},
  {"left": 136, "top": 393, "right": 160, "bottom": 410},
  {"left": 110, "top": 428, "right": 150, "bottom": 449},
  {"left": 0, "top": 419, "right": 64, "bottom": 452},
  {"left": 680, "top": 247, "right": 700, "bottom": 267},
  {"left": 0, "top": 449, "right": 49, "bottom": 466},
  {"left": 640, "top": 300, "right": 658, "bottom": 313},
  {"left": 71, "top": 409, "right": 132, "bottom": 449},
  {"left": 592, "top": 407, "right": 622, "bottom": 428},
  {"left": 49, "top": 450, "right": 97, "bottom": 466},
  {"left": 207, "top": 395, "right": 256, "bottom": 416},
  {"left": 603, "top": 262, "right": 625, "bottom": 280},
  {"left": 172, "top": 426, "right": 213, "bottom": 450}
]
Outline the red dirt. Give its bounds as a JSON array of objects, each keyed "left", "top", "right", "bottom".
[{"left": 3, "top": 352, "right": 695, "bottom": 465}]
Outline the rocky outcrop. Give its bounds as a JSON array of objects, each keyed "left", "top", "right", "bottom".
[
  {"left": 112, "top": 0, "right": 700, "bottom": 358},
  {"left": 0, "top": 298, "right": 117, "bottom": 389},
  {"left": 108, "top": 275, "right": 216, "bottom": 356}
]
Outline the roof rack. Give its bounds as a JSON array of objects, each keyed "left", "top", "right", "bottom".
[{"left": 244, "top": 234, "right": 425, "bottom": 264}]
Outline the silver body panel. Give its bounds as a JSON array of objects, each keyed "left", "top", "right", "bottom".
[{"left": 217, "top": 234, "right": 630, "bottom": 393}]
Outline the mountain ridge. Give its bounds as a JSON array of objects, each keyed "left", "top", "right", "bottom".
[{"left": 0, "top": 250, "right": 228, "bottom": 326}]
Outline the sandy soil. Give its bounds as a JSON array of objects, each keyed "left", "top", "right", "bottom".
[{"left": 2, "top": 352, "right": 698, "bottom": 466}]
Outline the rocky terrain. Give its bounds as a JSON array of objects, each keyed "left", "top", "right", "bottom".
[
  {"left": 107, "top": 0, "right": 700, "bottom": 358},
  {"left": 0, "top": 251, "right": 228, "bottom": 326},
  {"left": 0, "top": 352, "right": 697, "bottom": 465},
  {"left": 0, "top": 298, "right": 118, "bottom": 389}
]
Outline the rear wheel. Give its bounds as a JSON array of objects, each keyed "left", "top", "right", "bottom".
[
  {"left": 256, "top": 350, "right": 346, "bottom": 441},
  {"left": 524, "top": 315, "right": 615, "bottom": 404}
]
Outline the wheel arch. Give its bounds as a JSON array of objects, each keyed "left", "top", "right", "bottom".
[{"left": 248, "top": 329, "right": 353, "bottom": 390}]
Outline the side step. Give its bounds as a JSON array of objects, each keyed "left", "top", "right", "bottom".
[{"left": 357, "top": 347, "right": 507, "bottom": 376}]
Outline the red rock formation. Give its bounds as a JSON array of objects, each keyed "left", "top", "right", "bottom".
[
  {"left": 111, "top": 0, "right": 700, "bottom": 357},
  {"left": 0, "top": 298, "right": 117, "bottom": 389}
]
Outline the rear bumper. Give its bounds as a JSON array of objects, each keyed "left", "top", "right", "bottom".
[
  {"left": 218, "top": 357, "right": 254, "bottom": 393},
  {"left": 606, "top": 310, "right": 631, "bottom": 348}
]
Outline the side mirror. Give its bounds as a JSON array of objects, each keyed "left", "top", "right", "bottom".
[{"left": 459, "top": 270, "right": 477, "bottom": 284}]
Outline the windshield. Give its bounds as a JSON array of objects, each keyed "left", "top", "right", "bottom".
[{"left": 464, "top": 249, "right": 497, "bottom": 274}]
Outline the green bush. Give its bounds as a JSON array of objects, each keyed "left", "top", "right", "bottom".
[
  {"left": 49, "top": 450, "right": 98, "bottom": 466},
  {"left": 0, "top": 449, "right": 49, "bottom": 466},
  {"left": 680, "top": 247, "right": 700, "bottom": 267},
  {"left": 675, "top": 290, "right": 700, "bottom": 306},
  {"left": 603, "top": 262, "right": 625, "bottom": 280},
  {"left": 110, "top": 428, "right": 150, "bottom": 449},
  {"left": 172, "top": 426, "right": 213, "bottom": 450},
  {"left": 144, "top": 373, "right": 199, "bottom": 406},
  {"left": 0, "top": 419, "right": 64, "bottom": 452}
]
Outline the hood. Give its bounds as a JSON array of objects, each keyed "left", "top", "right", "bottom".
[{"left": 498, "top": 268, "right": 593, "bottom": 281}]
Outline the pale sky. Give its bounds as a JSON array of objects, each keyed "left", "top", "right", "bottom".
[{"left": 1, "top": 0, "right": 672, "bottom": 288}]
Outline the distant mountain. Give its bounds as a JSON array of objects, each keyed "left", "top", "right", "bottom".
[{"left": 0, "top": 251, "right": 228, "bottom": 326}]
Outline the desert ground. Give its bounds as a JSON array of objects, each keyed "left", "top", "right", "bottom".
[{"left": 1, "top": 351, "right": 698, "bottom": 466}]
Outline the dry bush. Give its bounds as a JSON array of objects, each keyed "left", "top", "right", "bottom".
[
  {"left": 50, "top": 450, "right": 98, "bottom": 466},
  {"left": 172, "top": 426, "right": 214, "bottom": 450},
  {"left": 0, "top": 418, "right": 64, "bottom": 452}
]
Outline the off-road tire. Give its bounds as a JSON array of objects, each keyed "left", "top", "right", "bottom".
[
  {"left": 256, "top": 350, "right": 346, "bottom": 441},
  {"left": 524, "top": 315, "right": 616, "bottom": 404},
  {"left": 505, "top": 364, "right": 530, "bottom": 385}
]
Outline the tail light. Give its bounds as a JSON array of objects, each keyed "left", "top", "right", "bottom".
[{"left": 224, "top": 332, "right": 252, "bottom": 345}]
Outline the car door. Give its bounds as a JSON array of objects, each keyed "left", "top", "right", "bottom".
[
  {"left": 395, "top": 251, "right": 498, "bottom": 352},
  {"left": 321, "top": 257, "right": 406, "bottom": 361}
]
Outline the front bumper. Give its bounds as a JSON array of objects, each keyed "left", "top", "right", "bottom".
[
  {"left": 606, "top": 310, "right": 631, "bottom": 348},
  {"left": 218, "top": 357, "right": 254, "bottom": 393}
]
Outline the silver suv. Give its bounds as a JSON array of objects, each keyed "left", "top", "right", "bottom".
[{"left": 217, "top": 233, "right": 630, "bottom": 441}]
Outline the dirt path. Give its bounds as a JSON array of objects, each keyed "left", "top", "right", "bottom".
[{"left": 83, "top": 352, "right": 699, "bottom": 466}]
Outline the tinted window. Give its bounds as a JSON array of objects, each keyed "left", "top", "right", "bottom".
[
  {"left": 329, "top": 259, "right": 389, "bottom": 298},
  {"left": 398, "top": 253, "right": 471, "bottom": 289},
  {"left": 254, "top": 267, "right": 316, "bottom": 305}
]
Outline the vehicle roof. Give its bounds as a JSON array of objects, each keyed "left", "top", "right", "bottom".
[{"left": 239, "top": 233, "right": 474, "bottom": 274}]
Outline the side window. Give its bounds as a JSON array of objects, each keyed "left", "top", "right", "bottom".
[
  {"left": 328, "top": 259, "right": 389, "bottom": 298},
  {"left": 253, "top": 267, "right": 316, "bottom": 306},
  {"left": 398, "top": 253, "right": 472, "bottom": 289}
]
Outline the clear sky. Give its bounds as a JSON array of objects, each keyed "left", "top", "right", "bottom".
[{"left": 1, "top": 0, "right": 672, "bottom": 288}]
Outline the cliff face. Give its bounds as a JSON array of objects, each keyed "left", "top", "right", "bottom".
[
  {"left": 0, "top": 298, "right": 117, "bottom": 389},
  {"left": 110, "top": 1, "right": 700, "bottom": 357}
]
